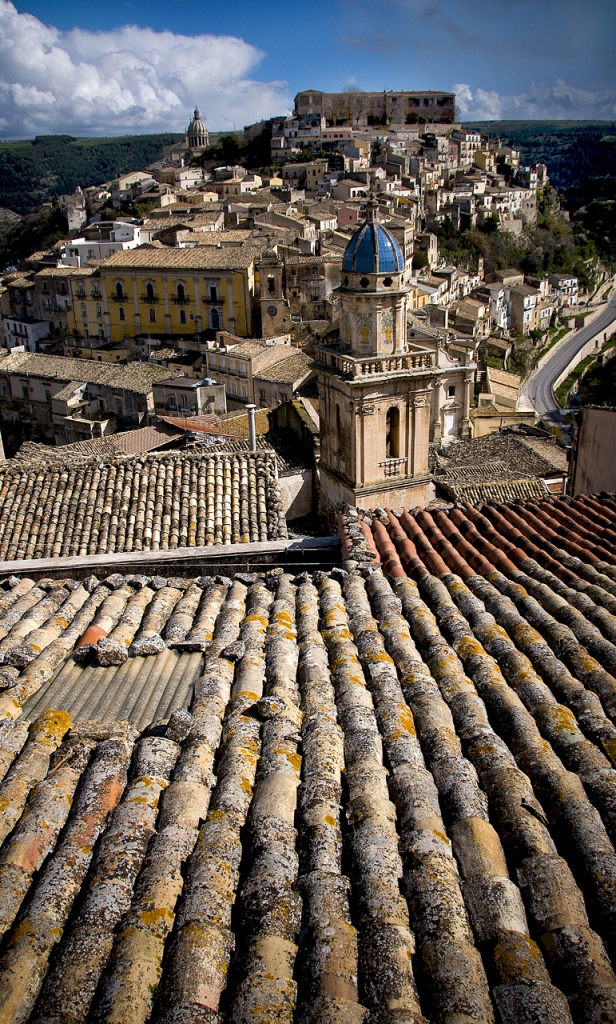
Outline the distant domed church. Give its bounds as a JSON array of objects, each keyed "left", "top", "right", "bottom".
[
  {"left": 171, "top": 107, "right": 210, "bottom": 165},
  {"left": 315, "top": 195, "right": 474, "bottom": 515},
  {"left": 185, "top": 107, "right": 209, "bottom": 153}
]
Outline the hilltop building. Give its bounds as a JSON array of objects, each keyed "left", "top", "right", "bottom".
[
  {"left": 295, "top": 89, "right": 456, "bottom": 125},
  {"left": 169, "top": 107, "right": 210, "bottom": 166}
]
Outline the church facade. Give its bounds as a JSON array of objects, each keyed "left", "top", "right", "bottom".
[{"left": 316, "top": 197, "right": 474, "bottom": 513}]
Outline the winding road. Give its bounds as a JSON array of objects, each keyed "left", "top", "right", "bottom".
[{"left": 524, "top": 291, "right": 616, "bottom": 442}]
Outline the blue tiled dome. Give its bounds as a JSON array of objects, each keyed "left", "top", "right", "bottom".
[{"left": 342, "top": 223, "right": 404, "bottom": 274}]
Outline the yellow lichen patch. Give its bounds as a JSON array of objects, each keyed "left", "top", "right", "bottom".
[{"left": 139, "top": 907, "right": 175, "bottom": 927}]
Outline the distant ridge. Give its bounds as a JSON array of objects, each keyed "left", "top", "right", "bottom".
[{"left": 0, "top": 133, "right": 183, "bottom": 215}]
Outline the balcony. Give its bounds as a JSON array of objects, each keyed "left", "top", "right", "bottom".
[
  {"left": 141, "top": 295, "right": 159, "bottom": 303},
  {"left": 111, "top": 295, "right": 127, "bottom": 303},
  {"left": 172, "top": 296, "right": 191, "bottom": 305},
  {"left": 204, "top": 295, "right": 225, "bottom": 304},
  {"left": 313, "top": 344, "right": 434, "bottom": 379},
  {"left": 379, "top": 457, "right": 407, "bottom": 477}
]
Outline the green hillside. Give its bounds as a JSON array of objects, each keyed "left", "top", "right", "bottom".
[{"left": 0, "top": 133, "right": 183, "bottom": 215}]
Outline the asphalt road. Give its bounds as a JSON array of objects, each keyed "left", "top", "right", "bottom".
[{"left": 525, "top": 293, "right": 616, "bottom": 442}]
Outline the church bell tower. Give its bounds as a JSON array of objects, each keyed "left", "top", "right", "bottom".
[
  {"left": 258, "top": 248, "right": 289, "bottom": 337},
  {"left": 316, "top": 196, "right": 438, "bottom": 514}
]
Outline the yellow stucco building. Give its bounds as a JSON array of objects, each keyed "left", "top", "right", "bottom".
[{"left": 98, "top": 246, "right": 263, "bottom": 343}]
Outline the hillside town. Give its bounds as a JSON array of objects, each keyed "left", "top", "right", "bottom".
[
  {"left": 1, "top": 86, "right": 616, "bottom": 1024},
  {"left": 1, "top": 88, "right": 610, "bottom": 518}
]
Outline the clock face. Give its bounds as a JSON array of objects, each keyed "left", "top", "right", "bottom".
[{"left": 267, "top": 305, "right": 278, "bottom": 316}]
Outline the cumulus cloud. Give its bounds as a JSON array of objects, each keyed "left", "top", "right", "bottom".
[
  {"left": 0, "top": 0, "right": 291, "bottom": 138},
  {"left": 455, "top": 79, "right": 616, "bottom": 121}
]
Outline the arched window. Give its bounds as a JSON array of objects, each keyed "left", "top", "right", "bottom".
[
  {"left": 80, "top": 304, "right": 86, "bottom": 317},
  {"left": 149, "top": 308, "right": 156, "bottom": 322},
  {"left": 180, "top": 309, "right": 186, "bottom": 324},
  {"left": 267, "top": 276, "right": 275, "bottom": 294},
  {"left": 118, "top": 306, "right": 125, "bottom": 321},
  {"left": 386, "top": 406, "right": 400, "bottom": 459},
  {"left": 146, "top": 283, "right": 155, "bottom": 301},
  {"left": 177, "top": 283, "right": 186, "bottom": 302},
  {"left": 115, "top": 282, "right": 124, "bottom": 301},
  {"left": 211, "top": 309, "right": 220, "bottom": 330}
]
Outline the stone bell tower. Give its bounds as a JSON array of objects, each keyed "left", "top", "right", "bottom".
[
  {"left": 258, "top": 248, "right": 289, "bottom": 338},
  {"left": 316, "top": 196, "right": 439, "bottom": 514}
]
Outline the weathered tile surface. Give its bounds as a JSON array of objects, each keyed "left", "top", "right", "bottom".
[{"left": 0, "top": 494, "right": 615, "bottom": 1022}]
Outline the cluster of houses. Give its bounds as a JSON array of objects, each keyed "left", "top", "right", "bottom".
[{"left": 0, "top": 88, "right": 584, "bottom": 466}]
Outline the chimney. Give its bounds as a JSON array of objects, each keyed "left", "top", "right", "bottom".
[{"left": 246, "top": 404, "right": 257, "bottom": 452}]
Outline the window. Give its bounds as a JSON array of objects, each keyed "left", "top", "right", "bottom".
[
  {"left": 81, "top": 304, "right": 87, "bottom": 317},
  {"left": 231, "top": 381, "right": 237, "bottom": 395},
  {"left": 115, "top": 282, "right": 124, "bottom": 301},
  {"left": 84, "top": 328, "right": 89, "bottom": 339},
  {"left": 118, "top": 307, "right": 125, "bottom": 321},
  {"left": 26, "top": 292, "right": 33, "bottom": 305},
  {"left": 177, "top": 283, "right": 186, "bottom": 302},
  {"left": 149, "top": 308, "right": 156, "bottom": 322},
  {"left": 267, "top": 277, "right": 275, "bottom": 294},
  {"left": 210, "top": 285, "right": 217, "bottom": 301},
  {"left": 220, "top": 357, "right": 226, "bottom": 371},
  {"left": 241, "top": 385, "right": 247, "bottom": 398},
  {"left": 77, "top": 284, "right": 85, "bottom": 298},
  {"left": 335, "top": 403, "right": 342, "bottom": 451},
  {"left": 22, "top": 386, "right": 29, "bottom": 399},
  {"left": 88, "top": 250, "right": 95, "bottom": 259},
  {"left": 311, "top": 265, "right": 318, "bottom": 276},
  {"left": 386, "top": 407, "right": 400, "bottom": 459},
  {"left": 240, "top": 362, "right": 247, "bottom": 377},
  {"left": 96, "top": 305, "right": 102, "bottom": 318},
  {"left": 99, "top": 329, "right": 104, "bottom": 339},
  {"left": 93, "top": 285, "right": 100, "bottom": 298},
  {"left": 146, "top": 283, "right": 155, "bottom": 301},
  {"left": 259, "top": 389, "right": 266, "bottom": 403},
  {"left": 180, "top": 309, "right": 186, "bottom": 324},
  {"left": 211, "top": 309, "right": 220, "bottom": 330},
  {"left": 0, "top": 384, "right": 6, "bottom": 397},
  {"left": 448, "top": 385, "right": 456, "bottom": 398}
]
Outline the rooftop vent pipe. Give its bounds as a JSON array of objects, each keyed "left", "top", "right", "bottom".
[{"left": 247, "top": 404, "right": 257, "bottom": 452}]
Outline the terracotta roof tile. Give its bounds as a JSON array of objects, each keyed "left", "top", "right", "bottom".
[
  {"left": 0, "top": 353, "right": 170, "bottom": 395},
  {"left": 1, "top": 493, "right": 616, "bottom": 1021},
  {"left": 0, "top": 447, "right": 287, "bottom": 560}
]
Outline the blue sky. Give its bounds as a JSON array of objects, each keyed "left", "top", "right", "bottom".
[{"left": 1, "top": 0, "right": 615, "bottom": 137}]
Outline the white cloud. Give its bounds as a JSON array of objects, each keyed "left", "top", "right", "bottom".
[
  {"left": 0, "top": 0, "right": 291, "bottom": 138},
  {"left": 455, "top": 79, "right": 616, "bottom": 121}
]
